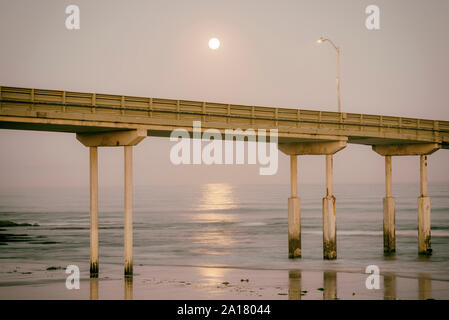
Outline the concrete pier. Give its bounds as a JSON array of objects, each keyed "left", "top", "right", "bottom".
[
  {"left": 279, "top": 139, "right": 346, "bottom": 260},
  {"left": 3, "top": 86, "right": 449, "bottom": 275},
  {"left": 89, "top": 147, "right": 99, "bottom": 277},
  {"left": 383, "top": 155, "right": 395, "bottom": 254},
  {"left": 77, "top": 129, "right": 145, "bottom": 277},
  {"left": 323, "top": 155, "right": 336, "bottom": 260},
  {"left": 418, "top": 155, "right": 432, "bottom": 255},
  {"left": 288, "top": 155, "right": 301, "bottom": 258},
  {"left": 124, "top": 146, "right": 133, "bottom": 276},
  {"left": 373, "top": 143, "right": 440, "bottom": 254}
]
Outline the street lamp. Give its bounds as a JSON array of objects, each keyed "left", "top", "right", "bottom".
[{"left": 317, "top": 37, "right": 341, "bottom": 113}]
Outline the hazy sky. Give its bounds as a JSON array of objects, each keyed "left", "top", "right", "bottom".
[{"left": 1, "top": 0, "right": 448, "bottom": 189}]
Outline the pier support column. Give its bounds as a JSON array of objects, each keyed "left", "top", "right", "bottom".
[
  {"left": 383, "top": 156, "right": 395, "bottom": 254},
  {"left": 89, "top": 147, "right": 99, "bottom": 277},
  {"left": 418, "top": 155, "right": 431, "bottom": 255},
  {"left": 279, "top": 139, "right": 346, "bottom": 260},
  {"left": 288, "top": 155, "right": 301, "bottom": 258},
  {"left": 124, "top": 145, "right": 134, "bottom": 276},
  {"left": 77, "top": 129, "right": 145, "bottom": 278},
  {"left": 373, "top": 143, "right": 440, "bottom": 255},
  {"left": 323, "top": 155, "right": 336, "bottom": 260}
]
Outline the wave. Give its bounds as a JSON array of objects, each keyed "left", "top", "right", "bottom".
[
  {"left": 0, "top": 220, "right": 39, "bottom": 227},
  {"left": 236, "top": 222, "right": 267, "bottom": 227},
  {"left": 44, "top": 227, "right": 87, "bottom": 230},
  {"left": 431, "top": 225, "right": 449, "bottom": 230}
]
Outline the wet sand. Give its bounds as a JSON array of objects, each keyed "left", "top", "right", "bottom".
[{"left": 0, "top": 262, "right": 448, "bottom": 300}]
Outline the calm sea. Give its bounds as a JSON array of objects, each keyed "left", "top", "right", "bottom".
[{"left": 1, "top": 183, "right": 448, "bottom": 281}]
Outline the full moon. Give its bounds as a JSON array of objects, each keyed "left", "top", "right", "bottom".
[{"left": 208, "top": 38, "right": 220, "bottom": 50}]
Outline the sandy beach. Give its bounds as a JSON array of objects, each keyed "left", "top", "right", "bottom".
[{"left": 1, "top": 261, "right": 448, "bottom": 300}]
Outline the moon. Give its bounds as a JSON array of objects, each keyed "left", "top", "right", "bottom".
[{"left": 208, "top": 38, "right": 220, "bottom": 50}]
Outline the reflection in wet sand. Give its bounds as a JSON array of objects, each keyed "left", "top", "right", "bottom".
[
  {"left": 198, "top": 267, "right": 229, "bottom": 286},
  {"left": 90, "top": 277, "right": 98, "bottom": 300},
  {"left": 418, "top": 274, "right": 432, "bottom": 300},
  {"left": 89, "top": 268, "right": 437, "bottom": 300},
  {"left": 288, "top": 270, "right": 302, "bottom": 300},
  {"left": 383, "top": 273, "right": 396, "bottom": 300},
  {"left": 124, "top": 277, "right": 133, "bottom": 300},
  {"left": 323, "top": 271, "right": 337, "bottom": 300}
]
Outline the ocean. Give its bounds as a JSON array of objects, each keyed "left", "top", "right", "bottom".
[{"left": 0, "top": 182, "right": 448, "bottom": 299}]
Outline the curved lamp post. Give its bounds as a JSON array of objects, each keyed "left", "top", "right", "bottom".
[{"left": 317, "top": 37, "right": 341, "bottom": 113}]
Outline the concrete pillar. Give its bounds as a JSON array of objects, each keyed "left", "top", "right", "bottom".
[
  {"left": 323, "top": 155, "right": 336, "bottom": 260},
  {"left": 124, "top": 146, "right": 133, "bottom": 276},
  {"left": 288, "top": 155, "right": 301, "bottom": 258},
  {"left": 383, "top": 156, "right": 395, "bottom": 254},
  {"left": 418, "top": 155, "right": 432, "bottom": 255},
  {"left": 290, "top": 155, "right": 298, "bottom": 197},
  {"left": 278, "top": 140, "right": 346, "bottom": 260},
  {"left": 89, "top": 147, "right": 99, "bottom": 277},
  {"left": 77, "top": 129, "right": 145, "bottom": 279},
  {"left": 420, "top": 155, "right": 428, "bottom": 197},
  {"left": 385, "top": 156, "right": 392, "bottom": 197},
  {"left": 373, "top": 144, "right": 440, "bottom": 255}
]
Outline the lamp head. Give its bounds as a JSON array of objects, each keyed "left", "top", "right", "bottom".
[{"left": 317, "top": 37, "right": 325, "bottom": 44}]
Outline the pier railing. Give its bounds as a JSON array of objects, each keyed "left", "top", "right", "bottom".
[{"left": 1, "top": 86, "right": 448, "bottom": 146}]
